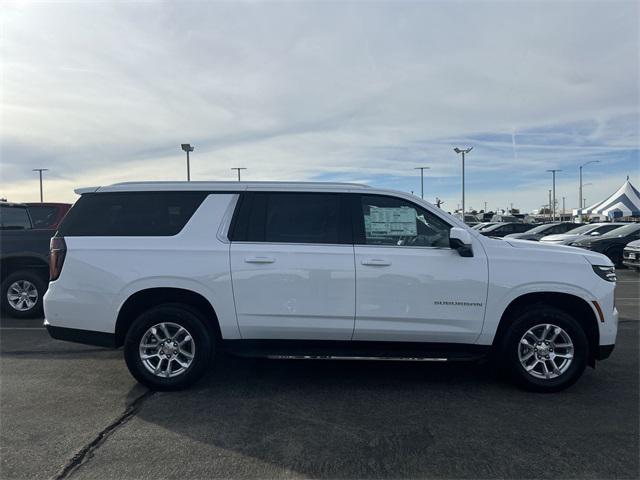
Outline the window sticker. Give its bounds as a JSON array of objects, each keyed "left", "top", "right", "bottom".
[{"left": 365, "top": 206, "right": 417, "bottom": 237}]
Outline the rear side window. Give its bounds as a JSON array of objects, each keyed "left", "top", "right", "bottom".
[
  {"left": 0, "top": 205, "right": 32, "bottom": 230},
  {"left": 27, "top": 205, "right": 58, "bottom": 228},
  {"left": 58, "top": 192, "right": 207, "bottom": 236},
  {"left": 230, "top": 192, "right": 351, "bottom": 244}
]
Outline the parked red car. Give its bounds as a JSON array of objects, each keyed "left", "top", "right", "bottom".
[{"left": 25, "top": 203, "right": 71, "bottom": 230}]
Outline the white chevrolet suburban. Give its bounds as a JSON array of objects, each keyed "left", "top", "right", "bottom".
[{"left": 44, "top": 182, "right": 618, "bottom": 392}]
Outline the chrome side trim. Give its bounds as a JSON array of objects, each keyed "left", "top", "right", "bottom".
[{"left": 266, "top": 355, "right": 448, "bottom": 362}]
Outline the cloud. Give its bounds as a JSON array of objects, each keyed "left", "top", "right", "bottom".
[{"left": 1, "top": 1, "right": 638, "bottom": 211}]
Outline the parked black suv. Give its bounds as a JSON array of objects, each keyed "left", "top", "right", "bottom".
[
  {"left": 0, "top": 203, "right": 56, "bottom": 318},
  {"left": 570, "top": 223, "right": 640, "bottom": 266}
]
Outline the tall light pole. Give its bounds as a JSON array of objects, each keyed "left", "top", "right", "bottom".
[
  {"left": 582, "top": 183, "right": 593, "bottom": 210},
  {"left": 181, "top": 144, "right": 194, "bottom": 181},
  {"left": 562, "top": 196, "right": 566, "bottom": 216},
  {"left": 32, "top": 169, "right": 48, "bottom": 203},
  {"left": 579, "top": 160, "right": 599, "bottom": 213},
  {"left": 547, "top": 169, "right": 561, "bottom": 221},
  {"left": 453, "top": 147, "right": 473, "bottom": 217},
  {"left": 231, "top": 167, "right": 247, "bottom": 182},
  {"left": 414, "top": 166, "right": 430, "bottom": 199}
]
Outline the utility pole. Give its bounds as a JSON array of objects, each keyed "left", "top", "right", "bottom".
[
  {"left": 547, "top": 169, "right": 561, "bottom": 221},
  {"left": 231, "top": 167, "right": 247, "bottom": 182},
  {"left": 181, "top": 144, "right": 194, "bottom": 181},
  {"left": 484, "top": 201, "right": 487, "bottom": 213},
  {"left": 548, "top": 190, "right": 552, "bottom": 221},
  {"left": 579, "top": 160, "right": 599, "bottom": 213},
  {"left": 562, "top": 196, "right": 566, "bottom": 216},
  {"left": 453, "top": 147, "right": 473, "bottom": 217},
  {"left": 414, "top": 166, "right": 430, "bottom": 199},
  {"left": 32, "top": 169, "right": 48, "bottom": 203}
]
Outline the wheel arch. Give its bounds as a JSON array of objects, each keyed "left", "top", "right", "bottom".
[
  {"left": 492, "top": 292, "right": 600, "bottom": 366},
  {"left": 1, "top": 255, "right": 49, "bottom": 278},
  {"left": 115, "top": 287, "right": 221, "bottom": 348}
]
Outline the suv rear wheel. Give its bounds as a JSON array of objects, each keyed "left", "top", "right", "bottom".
[
  {"left": 1, "top": 270, "right": 46, "bottom": 319},
  {"left": 501, "top": 306, "right": 589, "bottom": 392},
  {"left": 124, "top": 304, "right": 213, "bottom": 391}
]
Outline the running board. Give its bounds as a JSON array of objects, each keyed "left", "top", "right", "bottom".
[
  {"left": 266, "top": 355, "right": 449, "bottom": 362},
  {"left": 221, "top": 340, "right": 489, "bottom": 363}
]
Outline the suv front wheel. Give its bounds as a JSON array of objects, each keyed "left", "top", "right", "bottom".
[
  {"left": 124, "top": 304, "right": 213, "bottom": 391},
  {"left": 501, "top": 306, "right": 589, "bottom": 392}
]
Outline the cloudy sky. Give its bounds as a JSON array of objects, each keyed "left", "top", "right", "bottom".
[{"left": 2, "top": 0, "right": 638, "bottom": 212}]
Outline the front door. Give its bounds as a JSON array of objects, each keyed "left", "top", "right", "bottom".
[
  {"left": 229, "top": 191, "right": 355, "bottom": 340},
  {"left": 352, "top": 194, "right": 488, "bottom": 343}
]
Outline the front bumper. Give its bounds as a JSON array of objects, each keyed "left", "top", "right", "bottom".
[{"left": 622, "top": 249, "right": 640, "bottom": 269}]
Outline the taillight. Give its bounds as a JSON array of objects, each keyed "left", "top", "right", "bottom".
[{"left": 50, "top": 237, "right": 67, "bottom": 281}]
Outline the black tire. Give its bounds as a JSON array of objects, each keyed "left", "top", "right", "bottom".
[
  {"left": 124, "top": 303, "right": 214, "bottom": 391},
  {"left": 1, "top": 269, "right": 46, "bottom": 319},
  {"left": 500, "top": 305, "right": 589, "bottom": 393}
]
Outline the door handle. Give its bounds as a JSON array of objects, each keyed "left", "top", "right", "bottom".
[
  {"left": 361, "top": 258, "right": 391, "bottom": 267},
  {"left": 244, "top": 256, "right": 276, "bottom": 264}
]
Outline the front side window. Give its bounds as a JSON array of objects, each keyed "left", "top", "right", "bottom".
[
  {"left": 0, "top": 206, "right": 31, "bottom": 230},
  {"left": 358, "top": 195, "right": 451, "bottom": 248},
  {"left": 230, "top": 192, "right": 350, "bottom": 244}
]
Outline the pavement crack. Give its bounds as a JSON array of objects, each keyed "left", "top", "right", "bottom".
[{"left": 51, "top": 390, "right": 154, "bottom": 480}]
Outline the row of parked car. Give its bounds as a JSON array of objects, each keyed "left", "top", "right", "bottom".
[{"left": 472, "top": 221, "right": 640, "bottom": 267}]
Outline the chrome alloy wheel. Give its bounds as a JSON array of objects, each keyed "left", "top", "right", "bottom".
[
  {"left": 7, "top": 280, "right": 38, "bottom": 312},
  {"left": 139, "top": 322, "right": 195, "bottom": 378},
  {"left": 518, "top": 324, "right": 574, "bottom": 380}
]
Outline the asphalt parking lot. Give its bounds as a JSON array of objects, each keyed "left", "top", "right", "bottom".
[{"left": 1, "top": 271, "right": 638, "bottom": 480}]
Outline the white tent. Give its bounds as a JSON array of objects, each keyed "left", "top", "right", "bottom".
[{"left": 574, "top": 179, "right": 640, "bottom": 219}]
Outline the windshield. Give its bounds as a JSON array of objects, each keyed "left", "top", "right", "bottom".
[
  {"left": 526, "top": 223, "right": 557, "bottom": 234},
  {"left": 567, "top": 224, "right": 600, "bottom": 235},
  {"left": 599, "top": 223, "right": 640, "bottom": 238}
]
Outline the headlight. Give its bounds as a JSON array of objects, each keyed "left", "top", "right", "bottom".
[{"left": 593, "top": 265, "right": 616, "bottom": 282}]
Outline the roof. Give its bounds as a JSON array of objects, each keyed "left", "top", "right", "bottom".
[
  {"left": 574, "top": 179, "right": 640, "bottom": 218},
  {"left": 75, "top": 181, "right": 371, "bottom": 195}
]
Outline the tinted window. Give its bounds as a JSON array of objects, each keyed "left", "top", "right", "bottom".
[
  {"left": 230, "top": 192, "right": 350, "bottom": 244},
  {"left": 0, "top": 205, "right": 31, "bottom": 230},
  {"left": 27, "top": 205, "right": 58, "bottom": 228},
  {"left": 58, "top": 192, "right": 207, "bottom": 236},
  {"left": 358, "top": 195, "right": 450, "bottom": 247},
  {"left": 514, "top": 224, "right": 533, "bottom": 233}
]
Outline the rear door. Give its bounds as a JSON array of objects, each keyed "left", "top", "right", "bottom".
[{"left": 229, "top": 191, "right": 356, "bottom": 340}]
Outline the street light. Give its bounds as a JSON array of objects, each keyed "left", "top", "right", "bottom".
[
  {"left": 546, "top": 169, "right": 562, "bottom": 221},
  {"left": 582, "top": 183, "right": 593, "bottom": 209},
  {"left": 181, "top": 144, "right": 194, "bottom": 181},
  {"left": 32, "top": 169, "right": 48, "bottom": 203},
  {"left": 579, "top": 160, "right": 599, "bottom": 213},
  {"left": 414, "top": 166, "right": 430, "bottom": 199},
  {"left": 231, "top": 167, "right": 247, "bottom": 182},
  {"left": 453, "top": 147, "right": 473, "bottom": 217}
]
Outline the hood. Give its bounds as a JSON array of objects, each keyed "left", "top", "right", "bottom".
[
  {"left": 503, "top": 238, "right": 613, "bottom": 266},
  {"left": 625, "top": 239, "right": 640, "bottom": 249},
  {"left": 541, "top": 233, "right": 579, "bottom": 241}
]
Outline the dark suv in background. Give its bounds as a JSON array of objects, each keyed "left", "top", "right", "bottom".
[{"left": 0, "top": 202, "right": 70, "bottom": 318}]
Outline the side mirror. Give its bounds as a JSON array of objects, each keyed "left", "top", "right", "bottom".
[
  {"left": 590, "top": 231, "right": 601, "bottom": 236},
  {"left": 449, "top": 227, "right": 474, "bottom": 257}
]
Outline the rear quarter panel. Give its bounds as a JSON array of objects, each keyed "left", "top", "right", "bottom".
[{"left": 44, "top": 194, "right": 240, "bottom": 338}]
